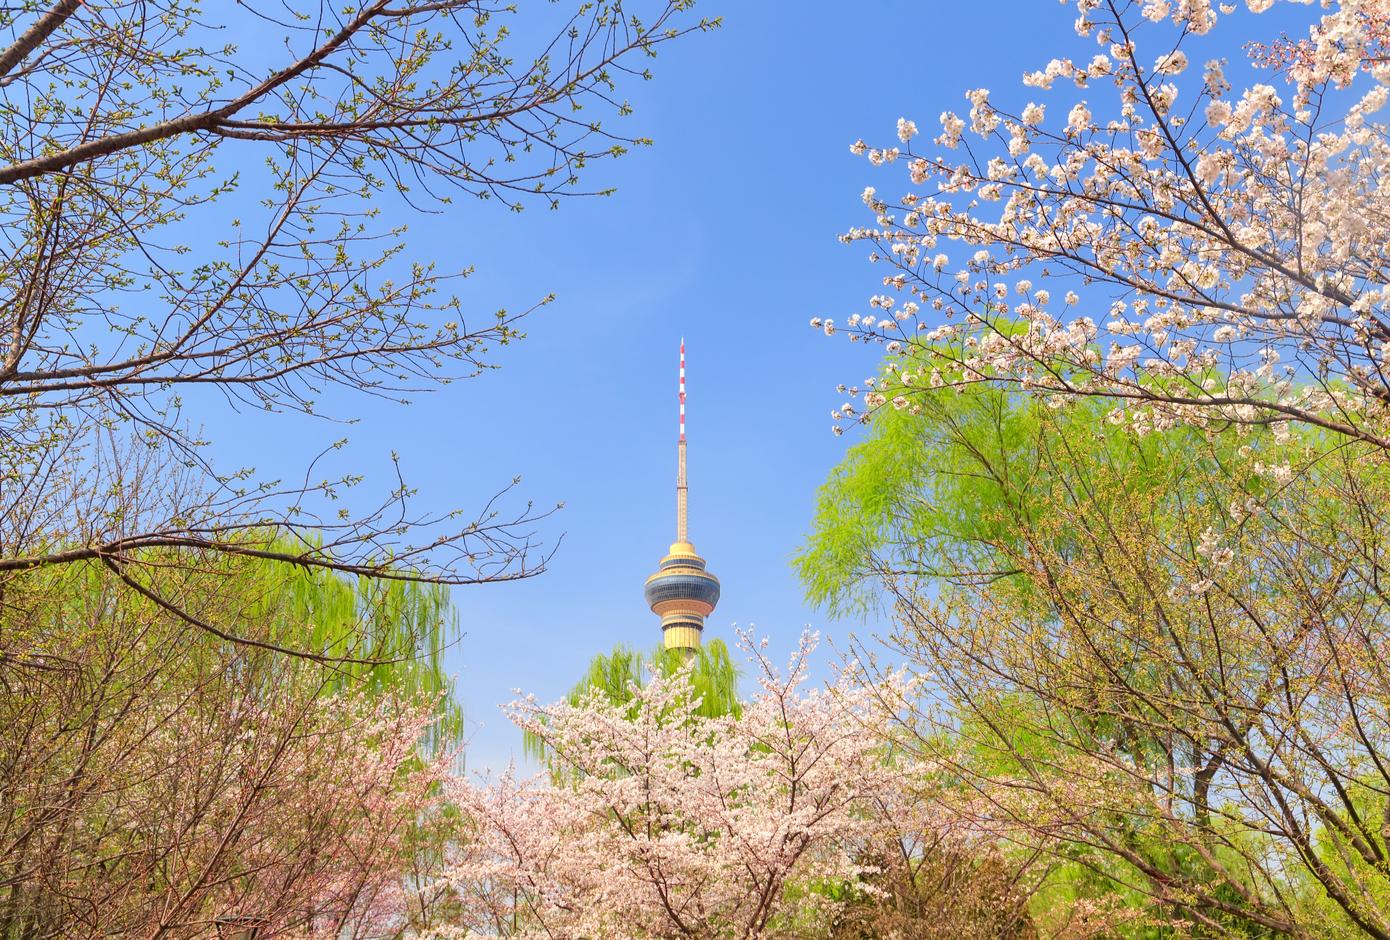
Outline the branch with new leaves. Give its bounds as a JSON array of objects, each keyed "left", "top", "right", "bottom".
[{"left": 0, "top": 0, "right": 717, "bottom": 662}]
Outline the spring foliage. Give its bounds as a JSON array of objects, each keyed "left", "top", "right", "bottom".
[{"left": 802, "top": 375, "right": 1390, "bottom": 936}]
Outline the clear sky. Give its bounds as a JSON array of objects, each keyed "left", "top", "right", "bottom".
[
  {"left": 195, "top": 1, "right": 1295, "bottom": 770},
  {"left": 409, "top": 1, "right": 1065, "bottom": 770}
]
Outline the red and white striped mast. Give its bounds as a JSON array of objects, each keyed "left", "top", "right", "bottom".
[{"left": 677, "top": 338, "right": 688, "bottom": 543}]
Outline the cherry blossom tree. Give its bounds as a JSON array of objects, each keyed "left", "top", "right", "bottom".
[
  {"left": 811, "top": 4, "right": 1390, "bottom": 932},
  {"left": 523, "top": 638, "right": 743, "bottom": 778},
  {"left": 0, "top": 552, "right": 455, "bottom": 938},
  {"left": 825, "top": 0, "right": 1390, "bottom": 453},
  {"left": 421, "top": 634, "right": 925, "bottom": 940}
]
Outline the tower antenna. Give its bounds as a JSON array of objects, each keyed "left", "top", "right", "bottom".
[{"left": 677, "top": 337, "right": 687, "bottom": 542}]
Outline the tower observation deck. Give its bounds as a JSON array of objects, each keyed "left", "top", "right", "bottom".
[{"left": 643, "top": 340, "right": 720, "bottom": 651}]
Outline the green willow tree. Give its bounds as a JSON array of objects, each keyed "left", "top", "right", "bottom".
[
  {"left": 801, "top": 370, "right": 1390, "bottom": 937},
  {"left": 261, "top": 536, "right": 465, "bottom": 751}
]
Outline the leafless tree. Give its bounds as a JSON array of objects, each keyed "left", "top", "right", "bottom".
[{"left": 0, "top": 0, "right": 715, "bottom": 660}]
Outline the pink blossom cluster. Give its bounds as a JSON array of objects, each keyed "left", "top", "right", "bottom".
[
  {"left": 424, "top": 633, "right": 920, "bottom": 939},
  {"left": 211, "top": 695, "right": 453, "bottom": 938}
]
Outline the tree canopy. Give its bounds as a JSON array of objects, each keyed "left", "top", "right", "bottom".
[
  {"left": 801, "top": 372, "right": 1390, "bottom": 936},
  {"left": 0, "top": 548, "right": 460, "bottom": 937},
  {"left": 523, "top": 638, "right": 742, "bottom": 777}
]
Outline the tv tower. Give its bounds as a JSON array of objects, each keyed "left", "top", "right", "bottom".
[{"left": 643, "top": 340, "right": 720, "bottom": 651}]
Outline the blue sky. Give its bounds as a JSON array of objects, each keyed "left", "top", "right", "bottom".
[
  {"left": 195, "top": 1, "right": 1300, "bottom": 770},
  {"left": 407, "top": 1, "right": 1074, "bottom": 770}
]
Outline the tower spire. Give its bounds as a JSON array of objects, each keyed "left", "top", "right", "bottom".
[
  {"left": 677, "top": 338, "right": 688, "bottom": 542},
  {"left": 644, "top": 339, "right": 719, "bottom": 652}
]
